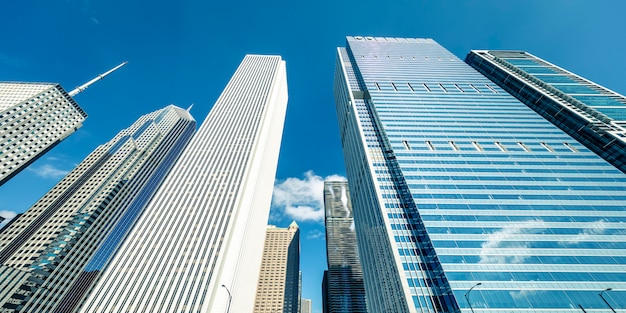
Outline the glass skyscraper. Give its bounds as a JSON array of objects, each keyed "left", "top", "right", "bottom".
[
  {"left": 0, "top": 105, "right": 195, "bottom": 312},
  {"left": 466, "top": 50, "right": 626, "bottom": 173},
  {"left": 78, "top": 55, "right": 288, "bottom": 313},
  {"left": 323, "top": 181, "right": 367, "bottom": 313},
  {"left": 334, "top": 36, "right": 626, "bottom": 313}
]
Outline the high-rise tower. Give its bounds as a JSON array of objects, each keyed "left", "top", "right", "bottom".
[
  {"left": 78, "top": 55, "right": 288, "bottom": 313},
  {"left": 0, "top": 104, "right": 195, "bottom": 312},
  {"left": 301, "top": 298, "right": 312, "bottom": 313},
  {"left": 0, "top": 63, "right": 126, "bottom": 186},
  {"left": 335, "top": 36, "right": 626, "bottom": 313},
  {"left": 322, "top": 181, "right": 367, "bottom": 313},
  {"left": 466, "top": 50, "right": 626, "bottom": 173},
  {"left": 253, "top": 222, "right": 300, "bottom": 313}
]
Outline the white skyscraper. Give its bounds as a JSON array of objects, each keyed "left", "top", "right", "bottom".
[
  {"left": 0, "top": 63, "right": 125, "bottom": 186},
  {"left": 78, "top": 55, "right": 288, "bottom": 313}
]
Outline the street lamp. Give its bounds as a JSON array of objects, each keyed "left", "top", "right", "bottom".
[
  {"left": 464, "top": 282, "right": 482, "bottom": 313},
  {"left": 599, "top": 288, "right": 616, "bottom": 313},
  {"left": 221, "top": 284, "right": 232, "bottom": 313}
]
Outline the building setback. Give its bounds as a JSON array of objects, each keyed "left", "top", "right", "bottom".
[
  {"left": 253, "top": 222, "right": 300, "bottom": 313},
  {"left": 322, "top": 181, "right": 367, "bottom": 313},
  {"left": 0, "top": 63, "right": 125, "bottom": 186},
  {"left": 0, "top": 104, "right": 196, "bottom": 312},
  {"left": 78, "top": 55, "right": 288, "bottom": 313},
  {"left": 334, "top": 36, "right": 626, "bottom": 313},
  {"left": 466, "top": 50, "right": 626, "bottom": 173}
]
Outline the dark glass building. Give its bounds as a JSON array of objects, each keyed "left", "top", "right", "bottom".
[
  {"left": 323, "top": 181, "right": 367, "bottom": 313},
  {"left": 466, "top": 50, "right": 626, "bottom": 173}
]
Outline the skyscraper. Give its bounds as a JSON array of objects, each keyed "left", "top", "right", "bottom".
[
  {"left": 466, "top": 50, "right": 626, "bottom": 173},
  {"left": 254, "top": 222, "right": 300, "bottom": 313},
  {"left": 301, "top": 298, "right": 312, "bottom": 313},
  {"left": 0, "top": 63, "right": 126, "bottom": 186},
  {"left": 78, "top": 55, "right": 288, "bottom": 313},
  {"left": 0, "top": 104, "right": 195, "bottom": 312},
  {"left": 334, "top": 36, "right": 626, "bottom": 312},
  {"left": 322, "top": 181, "right": 367, "bottom": 313}
]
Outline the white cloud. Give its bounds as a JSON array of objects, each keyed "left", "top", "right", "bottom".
[
  {"left": 560, "top": 219, "right": 607, "bottom": 245},
  {"left": 510, "top": 288, "right": 538, "bottom": 300},
  {"left": 306, "top": 229, "right": 324, "bottom": 239},
  {"left": 0, "top": 210, "right": 18, "bottom": 226},
  {"left": 479, "top": 220, "right": 546, "bottom": 264},
  {"left": 27, "top": 164, "right": 70, "bottom": 179},
  {"left": 272, "top": 171, "right": 346, "bottom": 223}
]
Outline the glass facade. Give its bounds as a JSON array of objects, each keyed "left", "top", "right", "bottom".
[
  {"left": 335, "top": 36, "right": 626, "bottom": 313},
  {"left": 323, "top": 181, "right": 367, "bottom": 313},
  {"left": 466, "top": 50, "right": 626, "bottom": 174}
]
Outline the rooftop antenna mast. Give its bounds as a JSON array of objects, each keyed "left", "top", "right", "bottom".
[{"left": 69, "top": 61, "right": 127, "bottom": 97}]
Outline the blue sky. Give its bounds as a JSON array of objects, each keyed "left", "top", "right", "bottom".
[{"left": 1, "top": 1, "right": 625, "bottom": 312}]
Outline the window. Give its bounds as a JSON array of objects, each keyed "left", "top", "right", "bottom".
[
  {"left": 402, "top": 140, "right": 411, "bottom": 150},
  {"left": 425, "top": 141, "right": 435, "bottom": 151},
  {"left": 540, "top": 142, "right": 554, "bottom": 152},
  {"left": 485, "top": 84, "right": 498, "bottom": 93},
  {"left": 563, "top": 142, "right": 578, "bottom": 152},
  {"left": 449, "top": 141, "right": 459, "bottom": 151},
  {"left": 472, "top": 141, "right": 483, "bottom": 151},
  {"left": 494, "top": 141, "right": 507, "bottom": 152},
  {"left": 517, "top": 142, "right": 531, "bottom": 152}
]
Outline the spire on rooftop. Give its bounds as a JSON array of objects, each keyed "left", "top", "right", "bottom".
[{"left": 68, "top": 61, "right": 127, "bottom": 97}]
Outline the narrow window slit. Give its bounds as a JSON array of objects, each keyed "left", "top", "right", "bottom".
[
  {"left": 469, "top": 84, "right": 480, "bottom": 93},
  {"left": 402, "top": 140, "right": 411, "bottom": 150},
  {"left": 391, "top": 82, "right": 398, "bottom": 91},
  {"left": 425, "top": 141, "right": 435, "bottom": 151},
  {"left": 485, "top": 84, "right": 498, "bottom": 93},
  {"left": 438, "top": 84, "right": 448, "bottom": 92},
  {"left": 454, "top": 84, "right": 464, "bottom": 92},
  {"left": 375, "top": 82, "right": 381, "bottom": 91},
  {"left": 422, "top": 83, "right": 431, "bottom": 92},
  {"left": 563, "top": 142, "right": 578, "bottom": 152},
  {"left": 494, "top": 142, "right": 507, "bottom": 152},
  {"left": 517, "top": 142, "right": 531, "bottom": 152},
  {"left": 540, "top": 142, "right": 554, "bottom": 152},
  {"left": 449, "top": 141, "right": 459, "bottom": 151},
  {"left": 407, "top": 83, "right": 415, "bottom": 92},
  {"left": 472, "top": 141, "right": 483, "bottom": 151}
]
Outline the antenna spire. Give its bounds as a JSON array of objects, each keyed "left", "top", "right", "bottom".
[{"left": 69, "top": 61, "right": 127, "bottom": 97}]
